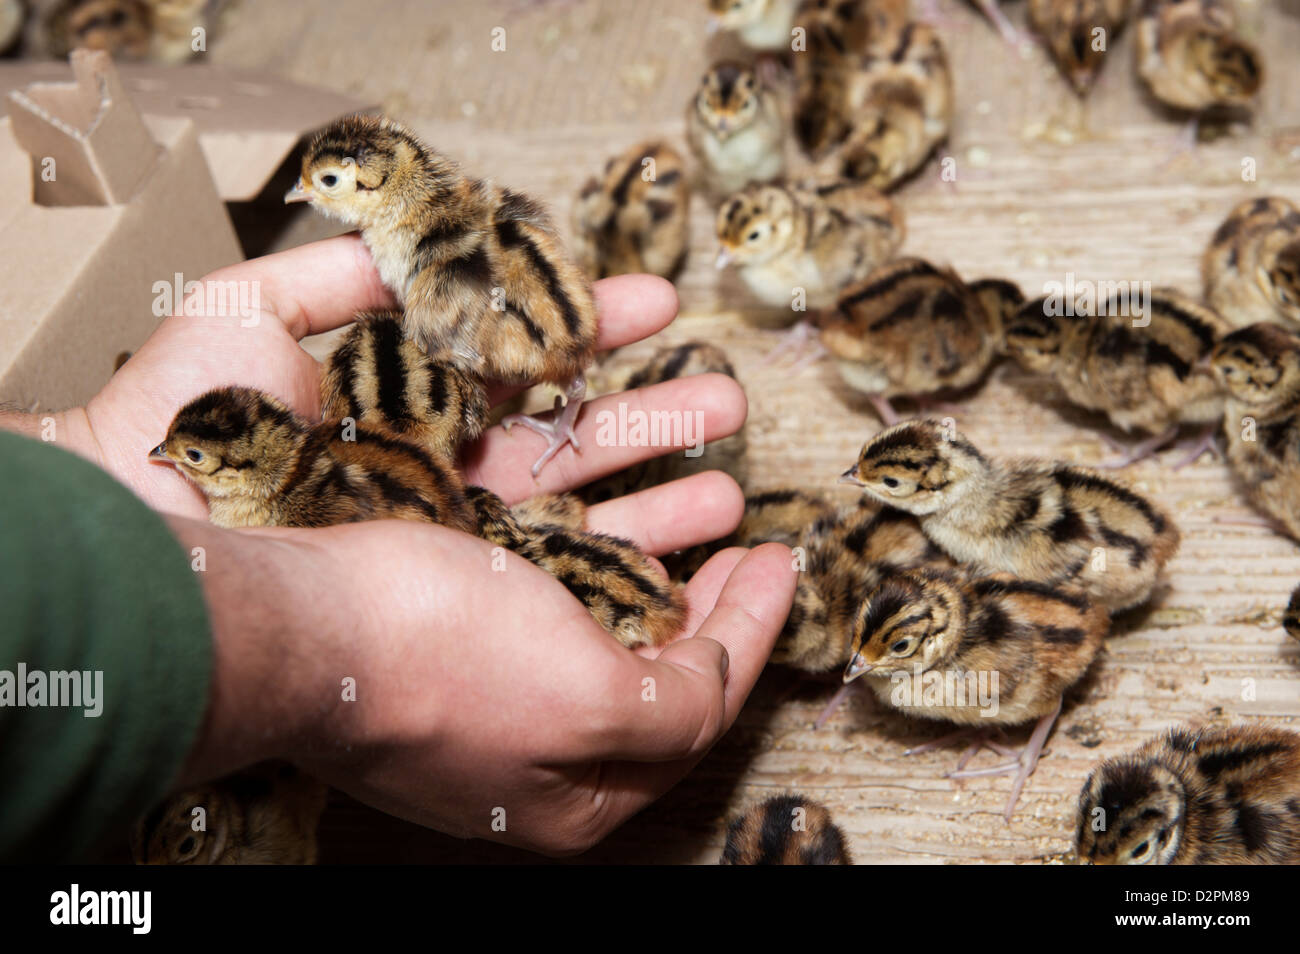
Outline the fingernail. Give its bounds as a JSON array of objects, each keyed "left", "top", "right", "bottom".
[{"left": 719, "top": 647, "right": 730, "bottom": 679}]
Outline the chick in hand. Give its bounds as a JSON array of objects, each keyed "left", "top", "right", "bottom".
[
  {"left": 715, "top": 176, "right": 903, "bottom": 312},
  {"left": 821, "top": 258, "right": 1023, "bottom": 424},
  {"left": 287, "top": 115, "right": 598, "bottom": 477},
  {"left": 1076, "top": 724, "right": 1300, "bottom": 864},
  {"left": 842, "top": 419, "right": 1180, "bottom": 612},
  {"left": 844, "top": 566, "right": 1108, "bottom": 819},
  {"left": 573, "top": 140, "right": 690, "bottom": 280},
  {"left": 1203, "top": 196, "right": 1300, "bottom": 330},
  {"left": 132, "top": 762, "right": 328, "bottom": 865},
  {"left": 686, "top": 61, "right": 788, "bottom": 198},
  {"left": 151, "top": 386, "right": 478, "bottom": 533},
  {"left": 720, "top": 794, "right": 852, "bottom": 864}
]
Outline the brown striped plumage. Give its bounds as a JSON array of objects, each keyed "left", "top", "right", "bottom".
[
  {"left": 822, "top": 258, "right": 1023, "bottom": 424},
  {"left": 1135, "top": 0, "right": 1262, "bottom": 114},
  {"left": 132, "top": 762, "right": 328, "bottom": 865},
  {"left": 47, "top": 0, "right": 212, "bottom": 63},
  {"left": 1076, "top": 724, "right": 1300, "bottom": 864},
  {"left": 1209, "top": 322, "right": 1300, "bottom": 539},
  {"left": 716, "top": 176, "right": 903, "bottom": 311},
  {"left": 320, "top": 311, "right": 489, "bottom": 461},
  {"left": 466, "top": 487, "right": 686, "bottom": 649},
  {"left": 1028, "top": 0, "right": 1131, "bottom": 95},
  {"left": 843, "top": 420, "right": 1180, "bottom": 612},
  {"left": 289, "top": 114, "right": 598, "bottom": 476},
  {"left": 151, "top": 386, "right": 477, "bottom": 533},
  {"left": 581, "top": 342, "right": 748, "bottom": 505},
  {"left": 1203, "top": 196, "right": 1300, "bottom": 330},
  {"left": 720, "top": 794, "right": 852, "bottom": 864},
  {"left": 796, "top": 17, "right": 952, "bottom": 190},
  {"left": 845, "top": 566, "right": 1108, "bottom": 819},
  {"left": 573, "top": 141, "right": 690, "bottom": 280},
  {"left": 685, "top": 62, "right": 787, "bottom": 198},
  {"left": 1004, "top": 286, "right": 1229, "bottom": 439}
]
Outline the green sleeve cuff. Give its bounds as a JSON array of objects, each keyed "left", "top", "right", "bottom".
[{"left": 0, "top": 429, "right": 212, "bottom": 862}]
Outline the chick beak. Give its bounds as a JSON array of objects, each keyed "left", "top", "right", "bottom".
[
  {"left": 715, "top": 247, "right": 734, "bottom": 270},
  {"left": 1194, "top": 353, "right": 1213, "bottom": 373},
  {"left": 284, "top": 179, "right": 313, "bottom": 204},
  {"left": 839, "top": 466, "right": 863, "bottom": 486},
  {"left": 843, "top": 654, "right": 872, "bottom": 683},
  {"left": 148, "top": 442, "right": 169, "bottom": 462}
]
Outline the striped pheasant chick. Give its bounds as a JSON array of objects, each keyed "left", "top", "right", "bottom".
[
  {"left": 1029, "top": 0, "right": 1132, "bottom": 94},
  {"left": 686, "top": 62, "right": 787, "bottom": 198},
  {"left": 1076, "top": 724, "right": 1300, "bottom": 864},
  {"left": 581, "top": 341, "right": 748, "bottom": 505},
  {"left": 1285, "top": 584, "right": 1300, "bottom": 642},
  {"left": 151, "top": 386, "right": 477, "bottom": 532},
  {"left": 1203, "top": 196, "right": 1300, "bottom": 329},
  {"left": 1209, "top": 323, "right": 1300, "bottom": 539},
  {"left": 1004, "top": 287, "right": 1228, "bottom": 443},
  {"left": 720, "top": 794, "right": 852, "bottom": 864},
  {"left": 465, "top": 487, "right": 685, "bottom": 649},
  {"left": 822, "top": 258, "right": 1023, "bottom": 424},
  {"left": 842, "top": 420, "right": 1180, "bottom": 611},
  {"left": 776, "top": 501, "right": 951, "bottom": 671},
  {"left": 715, "top": 177, "right": 903, "bottom": 311},
  {"left": 132, "top": 762, "right": 329, "bottom": 865},
  {"left": 321, "top": 311, "right": 488, "bottom": 460},
  {"left": 1135, "top": 0, "right": 1262, "bottom": 114},
  {"left": 706, "top": 0, "right": 799, "bottom": 51},
  {"left": 287, "top": 115, "right": 598, "bottom": 477},
  {"left": 844, "top": 567, "right": 1108, "bottom": 818},
  {"left": 47, "top": 0, "right": 212, "bottom": 62},
  {"left": 574, "top": 141, "right": 689, "bottom": 280},
  {"left": 802, "top": 22, "right": 954, "bottom": 189}
]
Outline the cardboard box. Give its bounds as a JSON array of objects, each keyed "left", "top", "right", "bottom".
[{"left": 0, "top": 52, "right": 373, "bottom": 412}]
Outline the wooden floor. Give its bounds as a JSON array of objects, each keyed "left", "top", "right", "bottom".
[{"left": 207, "top": 0, "right": 1300, "bottom": 863}]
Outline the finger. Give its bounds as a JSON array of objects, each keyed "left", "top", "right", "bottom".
[
  {"left": 464, "top": 374, "right": 747, "bottom": 501},
  {"left": 583, "top": 472, "right": 743, "bottom": 556},
  {"left": 192, "top": 235, "right": 396, "bottom": 340},
  {"left": 482, "top": 274, "right": 678, "bottom": 405},
  {"left": 584, "top": 543, "right": 796, "bottom": 765}
]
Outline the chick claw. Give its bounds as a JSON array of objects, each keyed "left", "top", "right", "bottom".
[{"left": 503, "top": 375, "right": 586, "bottom": 478}]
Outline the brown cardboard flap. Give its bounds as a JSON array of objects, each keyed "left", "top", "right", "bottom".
[
  {"left": 0, "top": 60, "right": 374, "bottom": 201},
  {"left": 6, "top": 50, "right": 162, "bottom": 207}
]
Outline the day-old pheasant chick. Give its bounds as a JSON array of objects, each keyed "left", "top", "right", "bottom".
[
  {"left": 1134, "top": 0, "right": 1262, "bottom": 117},
  {"left": 797, "top": 20, "right": 953, "bottom": 190},
  {"left": 1208, "top": 322, "right": 1300, "bottom": 539},
  {"left": 716, "top": 177, "right": 903, "bottom": 311},
  {"left": 1203, "top": 196, "right": 1300, "bottom": 330},
  {"left": 1003, "top": 287, "right": 1228, "bottom": 466},
  {"left": 1076, "top": 723, "right": 1300, "bottom": 864},
  {"left": 150, "top": 386, "right": 478, "bottom": 533},
  {"left": 720, "top": 794, "right": 852, "bottom": 864},
  {"left": 706, "top": 0, "right": 799, "bottom": 52},
  {"left": 287, "top": 115, "right": 598, "bottom": 477},
  {"left": 685, "top": 61, "right": 787, "bottom": 198},
  {"left": 466, "top": 486, "right": 686, "bottom": 649},
  {"left": 132, "top": 762, "right": 329, "bottom": 865},
  {"left": 821, "top": 258, "right": 1023, "bottom": 424},
  {"left": 1029, "top": 0, "right": 1131, "bottom": 94},
  {"left": 580, "top": 341, "right": 748, "bottom": 505},
  {"left": 842, "top": 420, "right": 1180, "bottom": 611},
  {"left": 573, "top": 141, "right": 690, "bottom": 280},
  {"left": 845, "top": 566, "right": 1108, "bottom": 819},
  {"left": 1285, "top": 584, "right": 1300, "bottom": 642},
  {"left": 47, "top": 0, "right": 214, "bottom": 63},
  {"left": 320, "top": 310, "right": 488, "bottom": 462}
]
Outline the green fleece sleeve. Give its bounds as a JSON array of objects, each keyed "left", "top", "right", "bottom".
[{"left": 0, "top": 430, "right": 212, "bottom": 862}]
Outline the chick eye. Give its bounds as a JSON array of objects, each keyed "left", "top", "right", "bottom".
[
  {"left": 882, "top": 476, "right": 900, "bottom": 488},
  {"left": 178, "top": 836, "right": 196, "bottom": 856},
  {"left": 1130, "top": 840, "right": 1150, "bottom": 860},
  {"left": 746, "top": 230, "right": 761, "bottom": 242},
  {"left": 185, "top": 449, "right": 204, "bottom": 463},
  {"left": 320, "top": 173, "right": 338, "bottom": 188},
  {"left": 891, "top": 639, "right": 909, "bottom": 654}
]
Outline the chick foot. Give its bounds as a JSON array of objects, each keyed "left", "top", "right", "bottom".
[
  {"left": 972, "top": 0, "right": 1032, "bottom": 50},
  {"left": 1169, "top": 424, "right": 1220, "bottom": 470},
  {"left": 812, "top": 680, "right": 863, "bottom": 729},
  {"left": 503, "top": 375, "right": 587, "bottom": 478},
  {"left": 945, "top": 697, "right": 1062, "bottom": 822},
  {"left": 762, "top": 320, "right": 826, "bottom": 371},
  {"left": 1096, "top": 425, "right": 1179, "bottom": 469}
]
